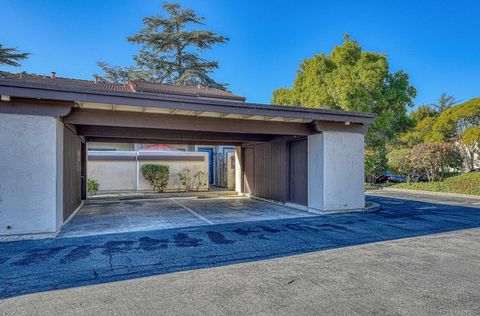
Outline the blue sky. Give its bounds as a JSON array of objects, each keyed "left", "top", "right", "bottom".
[{"left": 1, "top": 0, "right": 479, "bottom": 107}]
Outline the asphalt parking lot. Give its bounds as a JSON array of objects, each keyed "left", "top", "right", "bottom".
[
  {"left": 1, "top": 193, "right": 480, "bottom": 303},
  {"left": 2, "top": 227, "right": 479, "bottom": 315}
]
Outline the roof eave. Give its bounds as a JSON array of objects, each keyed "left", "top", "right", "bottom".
[{"left": 0, "top": 79, "right": 375, "bottom": 124}]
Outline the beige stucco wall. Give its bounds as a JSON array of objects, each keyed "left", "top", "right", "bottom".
[
  {"left": 88, "top": 161, "right": 137, "bottom": 191},
  {"left": 0, "top": 113, "right": 64, "bottom": 237},
  {"left": 308, "top": 131, "right": 365, "bottom": 212},
  {"left": 87, "top": 151, "right": 209, "bottom": 193},
  {"left": 137, "top": 160, "right": 208, "bottom": 192}
]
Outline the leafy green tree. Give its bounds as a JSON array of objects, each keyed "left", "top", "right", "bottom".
[
  {"left": 409, "top": 104, "right": 438, "bottom": 123},
  {"left": 387, "top": 148, "right": 414, "bottom": 180},
  {"left": 271, "top": 35, "right": 416, "bottom": 149},
  {"left": 461, "top": 126, "right": 480, "bottom": 170},
  {"left": 399, "top": 116, "right": 443, "bottom": 147},
  {"left": 433, "top": 98, "right": 480, "bottom": 170},
  {"left": 433, "top": 98, "right": 480, "bottom": 139},
  {"left": 0, "top": 44, "right": 29, "bottom": 78},
  {"left": 409, "top": 142, "right": 463, "bottom": 181},
  {"left": 96, "top": 2, "right": 229, "bottom": 89},
  {"left": 365, "top": 146, "right": 388, "bottom": 181},
  {"left": 430, "top": 93, "right": 459, "bottom": 113}
]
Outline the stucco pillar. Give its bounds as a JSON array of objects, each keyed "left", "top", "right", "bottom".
[
  {"left": 234, "top": 146, "right": 242, "bottom": 194},
  {"left": 308, "top": 131, "right": 365, "bottom": 212},
  {"left": 0, "top": 113, "right": 64, "bottom": 238}
]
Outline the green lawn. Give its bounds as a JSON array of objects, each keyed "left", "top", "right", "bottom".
[
  {"left": 365, "top": 182, "right": 396, "bottom": 189},
  {"left": 391, "top": 172, "right": 480, "bottom": 196}
]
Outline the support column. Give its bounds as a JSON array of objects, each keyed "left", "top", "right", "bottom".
[
  {"left": 0, "top": 113, "right": 64, "bottom": 238},
  {"left": 308, "top": 131, "right": 365, "bottom": 212},
  {"left": 234, "top": 146, "right": 242, "bottom": 194}
]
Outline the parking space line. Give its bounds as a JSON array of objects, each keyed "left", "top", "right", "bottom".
[{"left": 170, "top": 198, "right": 214, "bottom": 225}]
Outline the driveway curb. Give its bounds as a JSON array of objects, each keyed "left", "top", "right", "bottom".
[
  {"left": 377, "top": 187, "right": 480, "bottom": 200},
  {"left": 364, "top": 202, "right": 381, "bottom": 212}
]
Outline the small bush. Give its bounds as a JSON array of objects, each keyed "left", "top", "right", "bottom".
[
  {"left": 87, "top": 178, "right": 99, "bottom": 196},
  {"left": 178, "top": 169, "right": 193, "bottom": 192},
  {"left": 193, "top": 170, "right": 208, "bottom": 191},
  {"left": 141, "top": 164, "right": 169, "bottom": 192},
  {"left": 365, "top": 147, "right": 388, "bottom": 182}
]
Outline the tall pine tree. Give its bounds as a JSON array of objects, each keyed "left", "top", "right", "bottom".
[
  {"left": 96, "top": 2, "right": 229, "bottom": 90},
  {"left": 0, "top": 44, "right": 29, "bottom": 78}
]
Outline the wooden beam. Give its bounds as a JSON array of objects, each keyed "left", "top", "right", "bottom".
[
  {"left": 66, "top": 108, "right": 314, "bottom": 136},
  {"left": 77, "top": 125, "right": 271, "bottom": 142}
]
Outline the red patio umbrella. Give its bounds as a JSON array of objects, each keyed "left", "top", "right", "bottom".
[{"left": 140, "top": 144, "right": 180, "bottom": 151}]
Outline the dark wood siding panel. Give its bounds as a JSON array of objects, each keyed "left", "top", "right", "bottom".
[
  {"left": 243, "top": 147, "right": 255, "bottom": 194},
  {"left": 288, "top": 139, "right": 308, "bottom": 205},
  {"left": 63, "top": 126, "right": 83, "bottom": 221},
  {"left": 243, "top": 141, "right": 288, "bottom": 202},
  {"left": 81, "top": 142, "right": 86, "bottom": 200}
]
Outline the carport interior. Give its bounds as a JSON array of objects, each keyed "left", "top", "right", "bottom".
[
  {"left": 61, "top": 104, "right": 316, "bottom": 236},
  {"left": 67, "top": 102, "right": 318, "bottom": 208}
]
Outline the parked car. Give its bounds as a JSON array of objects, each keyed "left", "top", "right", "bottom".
[
  {"left": 375, "top": 172, "right": 405, "bottom": 183},
  {"left": 411, "top": 172, "right": 428, "bottom": 182}
]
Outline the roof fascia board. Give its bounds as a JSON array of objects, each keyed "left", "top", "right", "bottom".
[
  {"left": 0, "top": 81, "right": 375, "bottom": 124},
  {"left": 313, "top": 121, "right": 370, "bottom": 134},
  {"left": 0, "top": 99, "right": 73, "bottom": 117}
]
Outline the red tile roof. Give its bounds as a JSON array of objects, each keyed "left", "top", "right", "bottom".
[
  {"left": 4, "top": 73, "right": 246, "bottom": 101},
  {"left": 130, "top": 81, "right": 245, "bottom": 101}
]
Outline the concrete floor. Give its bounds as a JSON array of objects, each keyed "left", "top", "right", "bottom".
[{"left": 59, "top": 197, "right": 315, "bottom": 237}]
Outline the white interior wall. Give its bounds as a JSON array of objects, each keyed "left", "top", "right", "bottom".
[
  {"left": 0, "top": 113, "right": 63, "bottom": 237},
  {"left": 87, "top": 151, "right": 209, "bottom": 192},
  {"left": 226, "top": 152, "right": 235, "bottom": 190},
  {"left": 88, "top": 161, "right": 137, "bottom": 191},
  {"left": 137, "top": 158, "right": 208, "bottom": 191}
]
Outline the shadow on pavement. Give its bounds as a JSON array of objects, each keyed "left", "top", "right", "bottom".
[{"left": 1, "top": 195, "right": 480, "bottom": 299}]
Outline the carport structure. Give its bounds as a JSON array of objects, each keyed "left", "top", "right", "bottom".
[{"left": 0, "top": 75, "right": 375, "bottom": 239}]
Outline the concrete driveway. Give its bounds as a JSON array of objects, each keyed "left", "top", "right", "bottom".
[
  {"left": 1, "top": 194, "right": 480, "bottom": 303},
  {"left": 59, "top": 197, "right": 316, "bottom": 237}
]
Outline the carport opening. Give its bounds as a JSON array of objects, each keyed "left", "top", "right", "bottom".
[
  {"left": 61, "top": 134, "right": 312, "bottom": 237},
  {"left": 85, "top": 140, "right": 237, "bottom": 198},
  {"left": 58, "top": 99, "right": 326, "bottom": 237}
]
